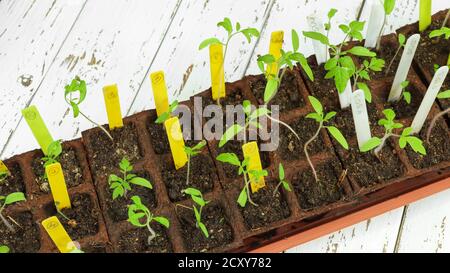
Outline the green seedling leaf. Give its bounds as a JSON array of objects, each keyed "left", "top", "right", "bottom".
[
  {"left": 384, "top": 0, "right": 396, "bottom": 15},
  {"left": 360, "top": 137, "right": 382, "bottom": 152},
  {"left": 403, "top": 91, "right": 411, "bottom": 104},
  {"left": 219, "top": 124, "right": 243, "bottom": 147},
  {"left": 237, "top": 187, "right": 248, "bottom": 207},
  {"left": 305, "top": 112, "right": 323, "bottom": 122},
  {"left": 154, "top": 216, "right": 170, "bottom": 228},
  {"left": 4, "top": 192, "right": 26, "bottom": 206},
  {"left": 216, "top": 153, "right": 241, "bottom": 166},
  {"left": 241, "top": 28, "right": 260, "bottom": 43},
  {"left": 248, "top": 107, "right": 271, "bottom": 121},
  {"left": 198, "top": 222, "right": 209, "bottom": 238},
  {"left": 199, "top": 38, "right": 222, "bottom": 50},
  {"left": 279, "top": 163, "right": 285, "bottom": 181},
  {"left": 130, "top": 177, "right": 153, "bottom": 189},
  {"left": 302, "top": 31, "right": 329, "bottom": 45},
  {"left": 184, "top": 187, "right": 202, "bottom": 197},
  {"left": 218, "top": 17, "right": 233, "bottom": 35},
  {"left": 308, "top": 96, "right": 323, "bottom": 114},
  {"left": 324, "top": 111, "right": 337, "bottom": 121},
  {"left": 292, "top": 29, "right": 299, "bottom": 52},
  {"left": 398, "top": 33, "right": 406, "bottom": 45},
  {"left": 347, "top": 46, "right": 376, "bottom": 57},
  {"left": 429, "top": 27, "right": 450, "bottom": 39},
  {"left": 264, "top": 77, "right": 279, "bottom": 103},
  {"left": 437, "top": 90, "right": 450, "bottom": 99},
  {"left": 0, "top": 245, "right": 10, "bottom": 253},
  {"left": 327, "top": 126, "right": 349, "bottom": 149},
  {"left": 328, "top": 8, "right": 337, "bottom": 19},
  {"left": 357, "top": 82, "right": 372, "bottom": 103}
]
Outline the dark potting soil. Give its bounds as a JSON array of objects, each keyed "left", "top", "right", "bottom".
[
  {"left": 406, "top": 120, "right": 450, "bottom": 169},
  {"left": 178, "top": 204, "right": 233, "bottom": 252},
  {"left": 200, "top": 88, "right": 246, "bottom": 109},
  {"left": 87, "top": 123, "right": 142, "bottom": 178},
  {"left": 81, "top": 242, "right": 108, "bottom": 253},
  {"left": 0, "top": 211, "right": 40, "bottom": 253},
  {"left": 217, "top": 140, "right": 270, "bottom": 180},
  {"left": 31, "top": 147, "right": 83, "bottom": 193},
  {"left": 340, "top": 143, "right": 404, "bottom": 187},
  {"left": 45, "top": 193, "right": 99, "bottom": 240},
  {"left": 249, "top": 70, "right": 305, "bottom": 112},
  {"left": 302, "top": 62, "right": 340, "bottom": 111},
  {"left": 361, "top": 43, "right": 402, "bottom": 79},
  {"left": 239, "top": 180, "right": 290, "bottom": 230},
  {"left": 382, "top": 83, "right": 424, "bottom": 119},
  {"left": 330, "top": 103, "right": 379, "bottom": 141},
  {"left": 278, "top": 117, "right": 326, "bottom": 162},
  {"left": 105, "top": 171, "right": 157, "bottom": 223},
  {"left": 0, "top": 162, "right": 26, "bottom": 197},
  {"left": 162, "top": 154, "right": 215, "bottom": 202},
  {"left": 292, "top": 160, "right": 345, "bottom": 210},
  {"left": 414, "top": 19, "right": 450, "bottom": 76},
  {"left": 118, "top": 224, "right": 172, "bottom": 253},
  {"left": 147, "top": 115, "right": 200, "bottom": 155}
]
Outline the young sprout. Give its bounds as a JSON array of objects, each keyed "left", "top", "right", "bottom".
[
  {"left": 127, "top": 195, "right": 169, "bottom": 244},
  {"left": 324, "top": 8, "right": 338, "bottom": 57},
  {"left": 0, "top": 192, "right": 26, "bottom": 232},
  {"left": 42, "top": 140, "right": 62, "bottom": 171},
  {"left": 361, "top": 109, "right": 426, "bottom": 156},
  {"left": 304, "top": 96, "right": 349, "bottom": 181},
  {"left": 400, "top": 80, "right": 411, "bottom": 104},
  {"left": 155, "top": 100, "right": 179, "bottom": 124},
  {"left": 303, "top": 17, "right": 383, "bottom": 102},
  {"left": 376, "top": 0, "right": 396, "bottom": 51},
  {"left": 429, "top": 25, "right": 450, "bottom": 66},
  {"left": 184, "top": 140, "right": 207, "bottom": 186},
  {"left": 199, "top": 18, "right": 260, "bottom": 104},
  {"left": 182, "top": 187, "right": 210, "bottom": 238},
  {"left": 426, "top": 89, "right": 450, "bottom": 142},
  {"left": 0, "top": 170, "right": 9, "bottom": 183},
  {"left": 108, "top": 158, "right": 153, "bottom": 200},
  {"left": 64, "top": 76, "right": 113, "bottom": 141},
  {"left": 273, "top": 163, "right": 291, "bottom": 197},
  {"left": 0, "top": 245, "right": 9, "bottom": 253},
  {"left": 216, "top": 153, "right": 267, "bottom": 207},
  {"left": 385, "top": 33, "right": 406, "bottom": 74}
]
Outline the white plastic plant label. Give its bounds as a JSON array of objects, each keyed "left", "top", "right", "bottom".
[
  {"left": 388, "top": 34, "right": 420, "bottom": 102},
  {"left": 307, "top": 14, "right": 329, "bottom": 65},
  {"left": 338, "top": 80, "right": 352, "bottom": 109},
  {"left": 364, "top": 0, "right": 385, "bottom": 48},
  {"left": 411, "top": 66, "right": 449, "bottom": 134},
  {"left": 351, "top": 89, "right": 372, "bottom": 149}
]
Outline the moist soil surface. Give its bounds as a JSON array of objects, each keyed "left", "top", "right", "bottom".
[
  {"left": 32, "top": 147, "right": 83, "bottom": 193},
  {"left": 340, "top": 143, "right": 404, "bottom": 187},
  {"left": 0, "top": 162, "right": 26, "bottom": 197},
  {"left": 45, "top": 193, "right": 99, "bottom": 241},
  {"left": 178, "top": 203, "right": 233, "bottom": 252},
  {"left": 217, "top": 140, "right": 270, "bottom": 180},
  {"left": 81, "top": 242, "right": 108, "bottom": 253},
  {"left": 249, "top": 70, "right": 305, "bottom": 112},
  {"left": 238, "top": 180, "right": 290, "bottom": 230},
  {"left": 0, "top": 211, "right": 40, "bottom": 253},
  {"left": 278, "top": 117, "right": 327, "bottom": 162},
  {"left": 200, "top": 88, "right": 246, "bottom": 110},
  {"left": 292, "top": 160, "right": 345, "bottom": 210},
  {"left": 162, "top": 154, "right": 215, "bottom": 202},
  {"left": 118, "top": 224, "right": 172, "bottom": 253},
  {"left": 105, "top": 171, "right": 157, "bottom": 222},
  {"left": 383, "top": 83, "right": 424, "bottom": 120},
  {"left": 87, "top": 123, "right": 142, "bottom": 178},
  {"left": 406, "top": 120, "right": 450, "bottom": 169}
]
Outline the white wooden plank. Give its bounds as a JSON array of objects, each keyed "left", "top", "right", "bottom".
[
  {"left": 127, "top": 0, "right": 274, "bottom": 115},
  {"left": 286, "top": 208, "right": 404, "bottom": 253},
  {"left": 395, "top": 189, "right": 450, "bottom": 252},
  {"left": 1, "top": 0, "right": 181, "bottom": 158},
  {"left": 0, "top": 0, "right": 86, "bottom": 156}
]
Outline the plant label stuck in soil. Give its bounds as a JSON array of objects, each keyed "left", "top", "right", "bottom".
[
  {"left": 351, "top": 89, "right": 372, "bottom": 149},
  {"left": 164, "top": 116, "right": 188, "bottom": 170},
  {"left": 209, "top": 43, "right": 226, "bottom": 100},
  {"left": 267, "top": 31, "right": 284, "bottom": 75},
  {"left": 339, "top": 80, "right": 353, "bottom": 109},
  {"left": 103, "top": 84, "right": 124, "bottom": 130},
  {"left": 242, "top": 141, "right": 265, "bottom": 193},
  {"left": 45, "top": 163, "right": 71, "bottom": 210},
  {"left": 307, "top": 15, "right": 329, "bottom": 64},
  {"left": 151, "top": 70, "right": 170, "bottom": 117},
  {"left": 42, "top": 216, "right": 77, "bottom": 253},
  {"left": 388, "top": 34, "right": 420, "bottom": 102},
  {"left": 411, "top": 66, "right": 449, "bottom": 134},
  {"left": 419, "top": 0, "right": 432, "bottom": 31},
  {"left": 22, "top": 105, "right": 54, "bottom": 155},
  {"left": 364, "top": 0, "right": 385, "bottom": 48},
  {"left": 0, "top": 160, "right": 9, "bottom": 174}
]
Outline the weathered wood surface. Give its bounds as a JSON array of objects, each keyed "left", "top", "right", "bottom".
[{"left": 0, "top": 0, "right": 449, "bottom": 252}]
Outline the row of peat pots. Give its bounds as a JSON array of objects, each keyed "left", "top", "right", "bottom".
[{"left": 1, "top": 10, "right": 450, "bottom": 253}]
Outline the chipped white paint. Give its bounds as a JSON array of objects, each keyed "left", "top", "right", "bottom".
[
  {"left": 0, "top": 0, "right": 450, "bottom": 253},
  {"left": 388, "top": 34, "right": 420, "bottom": 102}
]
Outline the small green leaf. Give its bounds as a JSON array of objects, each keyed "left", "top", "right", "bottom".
[
  {"left": 4, "top": 192, "right": 26, "bottom": 205},
  {"left": 327, "top": 126, "right": 349, "bottom": 149},
  {"left": 437, "top": 90, "right": 450, "bottom": 99},
  {"left": 198, "top": 222, "right": 209, "bottom": 238},
  {"left": 360, "top": 137, "right": 382, "bottom": 152},
  {"left": 217, "top": 17, "right": 233, "bottom": 35},
  {"left": 400, "top": 80, "right": 409, "bottom": 88},
  {"left": 193, "top": 206, "right": 201, "bottom": 222},
  {"left": 333, "top": 66, "right": 351, "bottom": 93},
  {"left": 184, "top": 187, "right": 202, "bottom": 197},
  {"left": 308, "top": 96, "right": 323, "bottom": 114},
  {"left": 219, "top": 124, "right": 243, "bottom": 147},
  {"left": 325, "top": 58, "right": 338, "bottom": 70},
  {"left": 384, "top": 0, "right": 396, "bottom": 15},
  {"left": 198, "top": 38, "right": 222, "bottom": 50},
  {"left": 347, "top": 46, "right": 376, "bottom": 57},
  {"left": 279, "top": 163, "right": 285, "bottom": 180},
  {"left": 237, "top": 187, "right": 248, "bottom": 207},
  {"left": 383, "top": 109, "right": 396, "bottom": 121},
  {"left": 305, "top": 112, "right": 323, "bottom": 122},
  {"left": 153, "top": 216, "right": 170, "bottom": 228},
  {"left": 248, "top": 107, "right": 271, "bottom": 121},
  {"left": 398, "top": 33, "right": 406, "bottom": 45},
  {"left": 241, "top": 28, "right": 260, "bottom": 43},
  {"left": 324, "top": 111, "right": 337, "bottom": 121},
  {"left": 302, "top": 31, "right": 329, "bottom": 45},
  {"left": 216, "top": 153, "right": 241, "bottom": 166},
  {"left": 130, "top": 177, "right": 153, "bottom": 189},
  {"left": 0, "top": 245, "right": 10, "bottom": 253},
  {"left": 292, "top": 29, "right": 299, "bottom": 52},
  {"left": 257, "top": 54, "right": 276, "bottom": 64},
  {"left": 264, "top": 78, "right": 279, "bottom": 103},
  {"left": 403, "top": 91, "right": 411, "bottom": 104},
  {"left": 192, "top": 195, "right": 206, "bottom": 207},
  {"left": 112, "top": 187, "right": 124, "bottom": 200},
  {"left": 406, "top": 136, "right": 426, "bottom": 155},
  {"left": 282, "top": 181, "right": 291, "bottom": 192},
  {"left": 357, "top": 82, "right": 372, "bottom": 103},
  {"left": 328, "top": 8, "right": 337, "bottom": 19}
]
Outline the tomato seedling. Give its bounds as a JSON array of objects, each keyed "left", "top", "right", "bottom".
[
  {"left": 182, "top": 187, "right": 210, "bottom": 238},
  {"left": 127, "top": 195, "right": 169, "bottom": 244},
  {"left": 155, "top": 100, "right": 179, "bottom": 124},
  {"left": 386, "top": 33, "right": 406, "bottom": 74},
  {"left": 0, "top": 245, "right": 9, "bottom": 253},
  {"left": 273, "top": 163, "right": 291, "bottom": 196},
  {"left": 376, "top": 0, "right": 396, "bottom": 50},
  {"left": 0, "top": 192, "right": 26, "bottom": 232},
  {"left": 361, "top": 109, "right": 426, "bottom": 156},
  {"left": 184, "top": 140, "right": 207, "bottom": 186},
  {"left": 399, "top": 80, "right": 411, "bottom": 104},
  {"left": 108, "top": 158, "right": 153, "bottom": 200}
]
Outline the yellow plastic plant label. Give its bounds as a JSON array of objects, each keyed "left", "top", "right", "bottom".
[
  {"left": 419, "top": 0, "right": 432, "bottom": 31},
  {"left": 42, "top": 216, "right": 76, "bottom": 253},
  {"left": 150, "top": 71, "right": 170, "bottom": 117},
  {"left": 209, "top": 43, "right": 226, "bottom": 100},
  {"left": 267, "top": 31, "right": 284, "bottom": 76},
  {"left": 0, "top": 160, "right": 9, "bottom": 174},
  {"left": 45, "top": 163, "right": 71, "bottom": 210},
  {"left": 164, "top": 116, "right": 187, "bottom": 170},
  {"left": 242, "top": 141, "right": 265, "bottom": 193},
  {"left": 22, "top": 105, "right": 54, "bottom": 155},
  {"left": 103, "top": 84, "right": 123, "bottom": 130}
]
